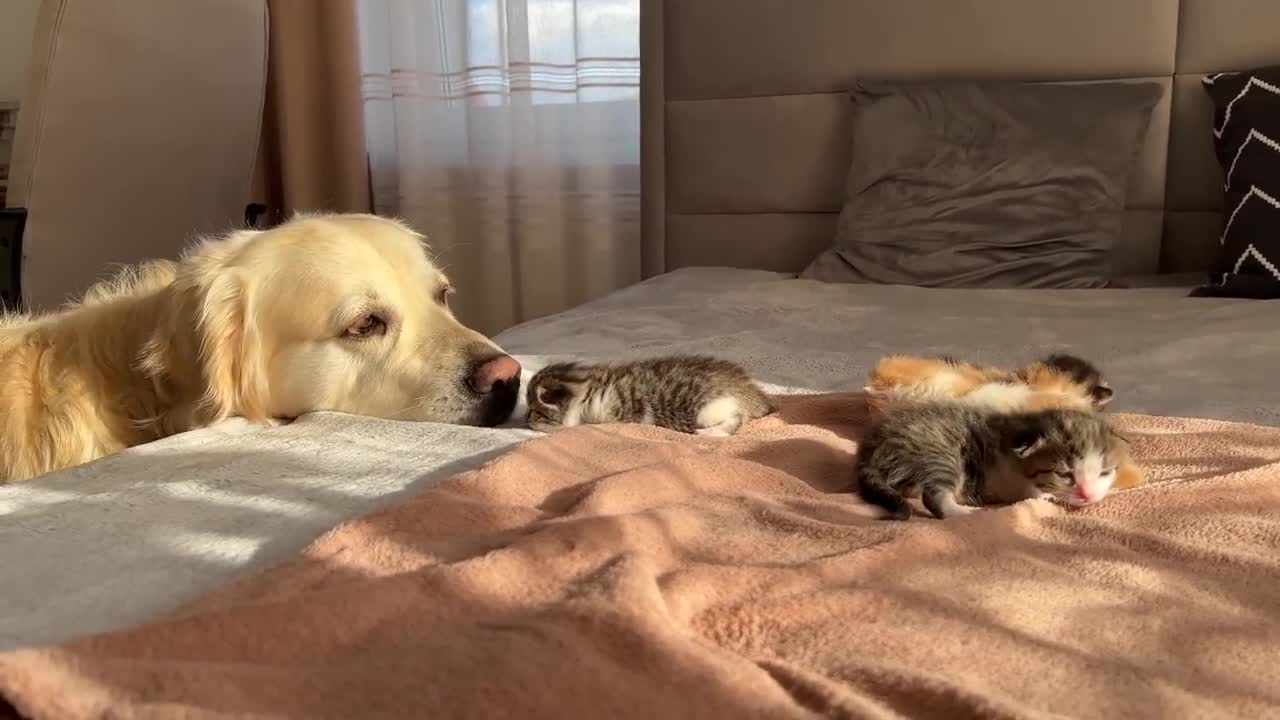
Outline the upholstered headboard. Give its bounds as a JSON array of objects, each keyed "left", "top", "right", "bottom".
[{"left": 639, "top": 0, "right": 1280, "bottom": 279}]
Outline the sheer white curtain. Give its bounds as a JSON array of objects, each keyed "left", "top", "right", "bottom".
[{"left": 356, "top": 0, "right": 641, "bottom": 334}]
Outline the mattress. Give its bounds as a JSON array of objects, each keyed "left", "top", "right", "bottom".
[{"left": 2, "top": 267, "right": 1276, "bottom": 651}]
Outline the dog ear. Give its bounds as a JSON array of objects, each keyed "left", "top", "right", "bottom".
[
  {"left": 190, "top": 269, "right": 269, "bottom": 423},
  {"left": 138, "top": 230, "right": 269, "bottom": 431}
]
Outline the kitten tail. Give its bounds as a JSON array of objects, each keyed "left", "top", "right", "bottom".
[{"left": 855, "top": 465, "right": 912, "bottom": 521}]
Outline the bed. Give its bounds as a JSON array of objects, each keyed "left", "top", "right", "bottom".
[
  {"left": 2, "top": 1, "right": 1280, "bottom": 717},
  {"left": 3, "top": 268, "right": 1277, "bottom": 646}
]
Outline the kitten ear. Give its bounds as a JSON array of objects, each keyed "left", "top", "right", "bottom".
[
  {"left": 534, "top": 382, "right": 555, "bottom": 404},
  {"left": 1010, "top": 426, "right": 1047, "bottom": 458},
  {"left": 536, "top": 381, "right": 572, "bottom": 406},
  {"left": 1091, "top": 383, "right": 1115, "bottom": 409},
  {"left": 1012, "top": 435, "right": 1046, "bottom": 459}
]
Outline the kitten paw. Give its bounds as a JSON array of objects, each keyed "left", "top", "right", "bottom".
[
  {"left": 694, "top": 427, "right": 731, "bottom": 438},
  {"left": 944, "top": 504, "right": 980, "bottom": 517}
]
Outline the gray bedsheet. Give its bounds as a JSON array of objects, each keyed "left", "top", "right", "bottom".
[
  {"left": 499, "top": 268, "right": 1280, "bottom": 424},
  {"left": 1, "top": 267, "right": 1276, "bottom": 650}
]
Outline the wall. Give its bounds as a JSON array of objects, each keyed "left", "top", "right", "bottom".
[{"left": 0, "top": 0, "right": 41, "bottom": 101}]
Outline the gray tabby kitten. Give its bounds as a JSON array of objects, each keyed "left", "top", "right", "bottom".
[
  {"left": 526, "top": 355, "right": 775, "bottom": 436},
  {"left": 855, "top": 403, "right": 1129, "bottom": 520}
]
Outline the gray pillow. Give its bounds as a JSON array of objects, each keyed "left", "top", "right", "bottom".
[{"left": 800, "top": 80, "right": 1162, "bottom": 288}]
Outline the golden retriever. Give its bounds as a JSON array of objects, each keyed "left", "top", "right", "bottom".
[{"left": 0, "top": 213, "right": 522, "bottom": 483}]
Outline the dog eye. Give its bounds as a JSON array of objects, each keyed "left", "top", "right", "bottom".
[{"left": 345, "top": 314, "right": 387, "bottom": 339}]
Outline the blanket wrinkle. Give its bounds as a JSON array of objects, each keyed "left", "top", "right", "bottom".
[
  {"left": 2, "top": 393, "right": 1280, "bottom": 719},
  {"left": 750, "top": 657, "right": 900, "bottom": 720}
]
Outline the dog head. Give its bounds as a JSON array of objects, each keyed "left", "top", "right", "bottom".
[{"left": 155, "top": 213, "right": 521, "bottom": 428}]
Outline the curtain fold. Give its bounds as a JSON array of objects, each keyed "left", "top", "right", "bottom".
[
  {"left": 356, "top": 0, "right": 641, "bottom": 334},
  {"left": 254, "top": 0, "right": 372, "bottom": 221}
]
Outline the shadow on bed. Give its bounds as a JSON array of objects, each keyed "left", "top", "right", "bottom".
[
  {"left": 0, "top": 440, "right": 515, "bottom": 652},
  {"left": 735, "top": 438, "right": 856, "bottom": 494}
]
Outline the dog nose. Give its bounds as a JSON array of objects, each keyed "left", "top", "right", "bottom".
[{"left": 469, "top": 354, "right": 521, "bottom": 394}]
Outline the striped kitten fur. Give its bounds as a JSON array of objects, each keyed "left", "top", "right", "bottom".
[
  {"left": 855, "top": 402, "right": 1130, "bottom": 520},
  {"left": 526, "top": 355, "right": 775, "bottom": 436}
]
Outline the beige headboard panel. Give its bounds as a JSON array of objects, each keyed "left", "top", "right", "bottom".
[{"left": 640, "top": 0, "right": 1280, "bottom": 279}]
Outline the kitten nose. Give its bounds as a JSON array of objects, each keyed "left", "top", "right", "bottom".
[
  {"left": 1075, "top": 486, "right": 1095, "bottom": 503},
  {"left": 469, "top": 354, "right": 522, "bottom": 394}
]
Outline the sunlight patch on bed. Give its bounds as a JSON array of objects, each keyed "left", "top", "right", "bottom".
[
  {"left": 0, "top": 487, "right": 86, "bottom": 515},
  {"left": 162, "top": 484, "right": 318, "bottom": 518},
  {"left": 148, "top": 528, "right": 269, "bottom": 566}
]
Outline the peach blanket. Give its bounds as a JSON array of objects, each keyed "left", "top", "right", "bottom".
[{"left": 2, "top": 393, "right": 1279, "bottom": 719}]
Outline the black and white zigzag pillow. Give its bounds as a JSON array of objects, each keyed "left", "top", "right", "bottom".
[{"left": 1192, "top": 66, "right": 1280, "bottom": 299}]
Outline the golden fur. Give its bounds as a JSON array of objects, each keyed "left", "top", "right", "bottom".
[
  {"left": 863, "top": 354, "right": 1145, "bottom": 489},
  {"left": 1, "top": 213, "right": 515, "bottom": 483}
]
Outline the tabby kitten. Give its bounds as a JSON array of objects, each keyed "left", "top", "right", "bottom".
[
  {"left": 526, "top": 355, "right": 774, "bottom": 436},
  {"left": 854, "top": 403, "right": 1130, "bottom": 520}
]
